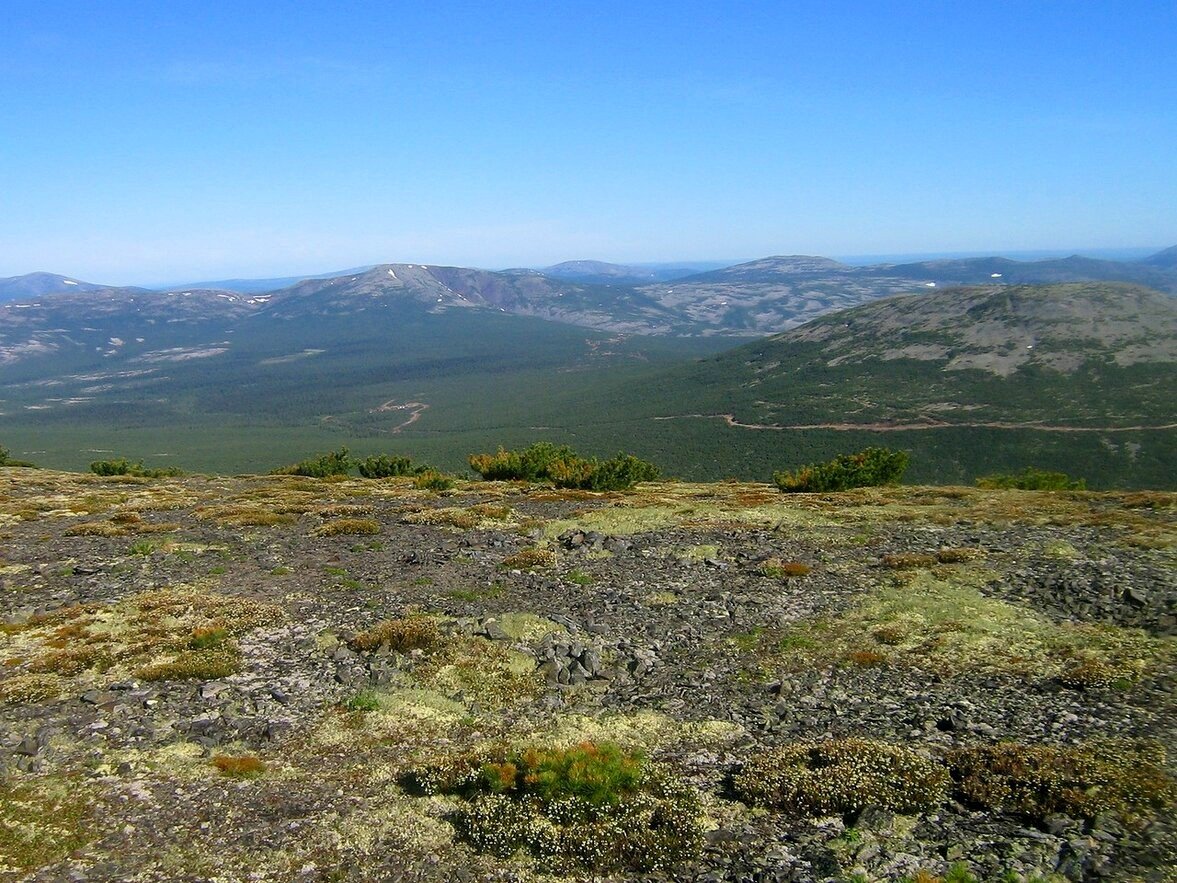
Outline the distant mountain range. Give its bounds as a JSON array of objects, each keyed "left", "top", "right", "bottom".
[
  {"left": 0, "top": 272, "right": 123, "bottom": 300},
  {"left": 636, "top": 281, "right": 1177, "bottom": 429},
  {"left": 562, "top": 281, "right": 1177, "bottom": 487},
  {"left": 2, "top": 246, "right": 1174, "bottom": 337}
]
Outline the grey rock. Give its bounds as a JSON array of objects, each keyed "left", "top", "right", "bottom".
[{"left": 13, "top": 736, "right": 40, "bottom": 757}]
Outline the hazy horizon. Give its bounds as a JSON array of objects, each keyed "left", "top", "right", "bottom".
[{"left": 1, "top": 245, "right": 1168, "bottom": 290}]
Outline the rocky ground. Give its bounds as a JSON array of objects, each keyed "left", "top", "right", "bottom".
[{"left": 1, "top": 469, "right": 1174, "bottom": 882}]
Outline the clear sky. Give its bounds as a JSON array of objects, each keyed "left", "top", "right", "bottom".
[{"left": 2, "top": 0, "right": 1174, "bottom": 283}]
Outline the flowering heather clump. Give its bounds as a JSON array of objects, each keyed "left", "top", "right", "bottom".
[
  {"left": 732, "top": 738, "right": 948, "bottom": 816},
  {"left": 406, "top": 741, "right": 703, "bottom": 872}
]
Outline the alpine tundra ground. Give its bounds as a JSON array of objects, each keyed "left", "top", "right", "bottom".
[{"left": 1, "top": 468, "right": 1174, "bottom": 882}]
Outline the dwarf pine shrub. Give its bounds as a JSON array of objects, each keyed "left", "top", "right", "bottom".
[
  {"left": 90, "top": 457, "right": 181, "bottom": 478},
  {"left": 270, "top": 448, "right": 351, "bottom": 478},
  {"left": 468, "top": 442, "right": 658, "bottom": 491},
  {"left": 356, "top": 454, "right": 427, "bottom": 478},
  {"left": 413, "top": 469, "right": 456, "bottom": 491},
  {"left": 469, "top": 442, "right": 577, "bottom": 482},
  {"left": 552, "top": 452, "right": 660, "bottom": 491},
  {"left": 774, "top": 447, "right": 909, "bottom": 493},
  {"left": 975, "top": 467, "right": 1086, "bottom": 490},
  {"left": 0, "top": 446, "right": 37, "bottom": 468}
]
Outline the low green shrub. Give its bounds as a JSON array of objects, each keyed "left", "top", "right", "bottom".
[
  {"left": 501, "top": 548, "right": 558, "bottom": 569},
  {"left": 0, "top": 446, "right": 37, "bottom": 468},
  {"left": 356, "top": 454, "right": 429, "bottom": 479},
  {"left": 270, "top": 448, "right": 352, "bottom": 478},
  {"left": 551, "top": 452, "right": 660, "bottom": 491},
  {"left": 406, "top": 742, "right": 702, "bottom": 872},
  {"left": 349, "top": 617, "right": 441, "bottom": 653},
  {"left": 468, "top": 442, "right": 659, "bottom": 491},
  {"left": 188, "top": 627, "right": 229, "bottom": 650},
  {"left": 975, "top": 467, "right": 1086, "bottom": 490},
  {"left": 948, "top": 740, "right": 1174, "bottom": 822},
  {"left": 413, "top": 469, "right": 456, "bottom": 491},
  {"left": 135, "top": 648, "right": 240, "bottom": 681},
  {"left": 0, "top": 673, "right": 62, "bottom": 704},
  {"left": 774, "top": 447, "right": 909, "bottom": 493},
  {"left": 89, "top": 457, "right": 181, "bottom": 478},
  {"left": 732, "top": 737, "right": 948, "bottom": 816},
  {"left": 314, "top": 517, "right": 381, "bottom": 536},
  {"left": 469, "top": 441, "right": 575, "bottom": 482},
  {"left": 343, "top": 689, "right": 381, "bottom": 712}
]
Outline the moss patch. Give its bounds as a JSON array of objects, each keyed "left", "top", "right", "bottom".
[{"left": 0, "top": 775, "right": 96, "bottom": 875}]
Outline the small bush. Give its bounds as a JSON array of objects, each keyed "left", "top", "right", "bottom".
[
  {"left": 468, "top": 503, "right": 513, "bottom": 521},
  {"left": 89, "top": 458, "right": 181, "bottom": 478},
  {"left": 847, "top": 649, "right": 888, "bottom": 667},
  {"left": 349, "top": 617, "right": 440, "bottom": 653},
  {"left": 881, "top": 552, "right": 938, "bottom": 570},
  {"left": 975, "top": 467, "right": 1086, "bottom": 491},
  {"left": 469, "top": 442, "right": 576, "bottom": 482},
  {"left": 414, "top": 469, "right": 456, "bottom": 491},
  {"left": 1056, "top": 656, "right": 1124, "bottom": 689},
  {"left": 356, "top": 454, "right": 429, "bottom": 479},
  {"left": 774, "top": 447, "right": 909, "bottom": 493},
  {"left": 136, "top": 649, "right": 240, "bottom": 681},
  {"left": 271, "top": 448, "right": 352, "bottom": 478},
  {"left": 0, "top": 446, "right": 37, "bottom": 468},
  {"left": 550, "top": 452, "right": 660, "bottom": 492},
  {"left": 468, "top": 442, "right": 658, "bottom": 491},
  {"left": 408, "top": 742, "right": 703, "bottom": 872},
  {"left": 949, "top": 740, "right": 1175, "bottom": 822},
  {"left": 871, "top": 624, "right": 908, "bottom": 645},
  {"left": 0, "top": 674, "right": 62, "bottom": 704},
  {"left": 732, "top": 738, "right": 948, "bottom": 816},
  {"left": 314, "top": 517, "right": 381, "bottom": 537},
  {"left": 761, "top": 558, "right": 812, "bottom": 579},
  {"left": 189, "top": 627, "right": 229, "bottom": 650},
  {"left": 343, "top": 690, "right": 381, "bottom": 712},
  {"left": 29, "top": 646, "right": 115, "bottom": 676},
  {"left": 212, "top": 755, "right": 266, "bottom": 777},
  {"left": 502, "top": 548, "right": 558, "bottom": 570}
]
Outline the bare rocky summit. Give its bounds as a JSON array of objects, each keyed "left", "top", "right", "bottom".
[{"left": 1, "top": 467, "right": 1174, "bottom": 881}]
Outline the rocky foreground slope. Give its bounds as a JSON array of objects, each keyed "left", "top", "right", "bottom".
[{"left": 1, "top": 469, "right": 1174, "bottom": 882}]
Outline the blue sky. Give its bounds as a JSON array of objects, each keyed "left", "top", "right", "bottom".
[{"left": 1, "top": 1, "right": 1174, "bottom": 283}]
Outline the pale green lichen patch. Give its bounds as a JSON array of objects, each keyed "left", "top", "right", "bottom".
[
  {"left": 0, "top": 588, "right": 284, "bottom": 685},
  {"left": 540, "top": 711, "right": 744, "bottom": 754},
  {"left": 773, "top": 568, "right": 1169, "bottom": 682},
  {"left": 674, "top": 543, "right": 720, "bottom": 562},
  {"left": 490, "top": 612, "right": 566, "bottom": 643},
  {"left": 537, "top": 482, "right": 839, "bottom": 542},
  {"left": 314, "top": 685, "right": 471, "bottom": 751},
  {"left": 419, "top": 640, "right": 541, "bottom": 708}
]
